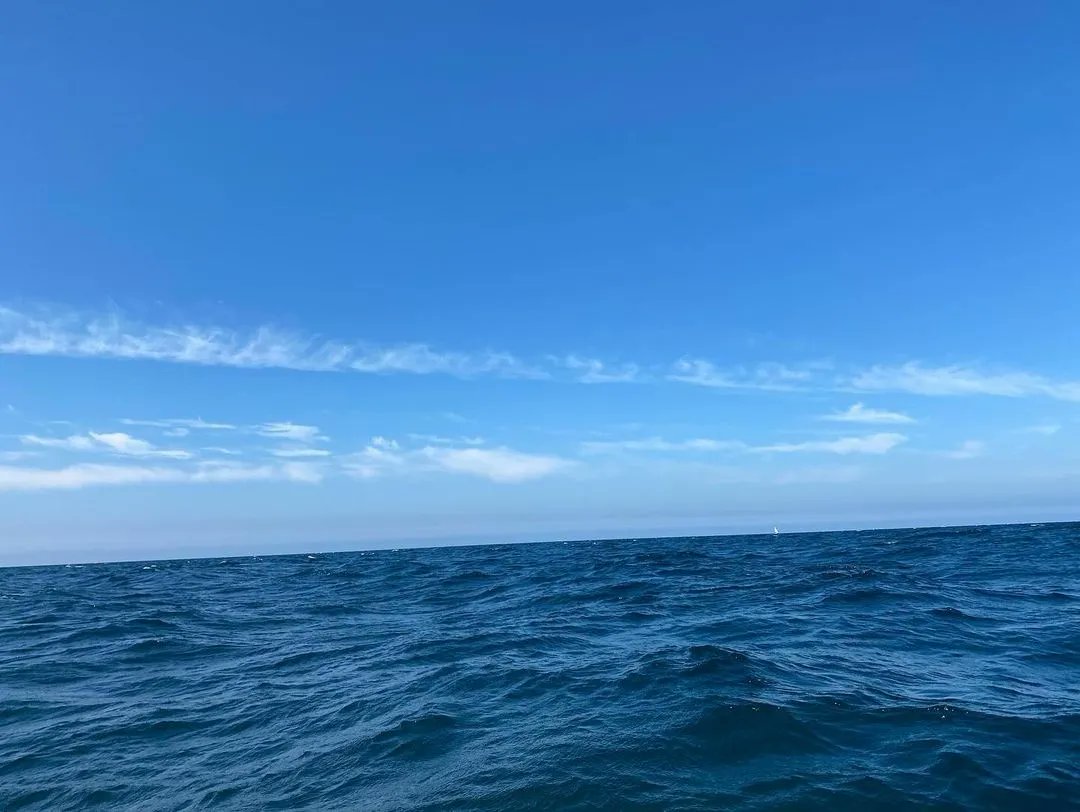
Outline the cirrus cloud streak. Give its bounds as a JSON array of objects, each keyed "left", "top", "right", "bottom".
[{"left": 0, "top": 461, "right": 323, "bottom": 491}]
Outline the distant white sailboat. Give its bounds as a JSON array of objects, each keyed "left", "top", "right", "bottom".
[{"left": 773, "top": 526, "right": 780, "bottom": 536}]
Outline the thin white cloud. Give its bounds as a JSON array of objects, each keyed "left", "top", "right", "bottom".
[
  {"left": 342, "top": 438, "right": 571, "bottom": 483},
  {"left": 669, "top": 359, "right": 816, "bottom": 391},
  {"left": 558, "top": 355, "right": 642, "bottom": 383},
  {"left": 580, "top": 437, "right": 744, "bottom": 454},
  {"left": 419, "top": 446, "right": 572, "bottom": 483},
  {"left": 275, "top": 462, "right": 325, "bottom": 483},
  {"left": 269, "top": 447, "right": 332, "bottom": 458},
  {"left": 0, "top": 304, "right": 541, "bottom": 379},
  {"left": 668, "top": 359, "right": 741, "bottom": 389},
  {"left": 941, "top": 440, "right": 985, "bottom": 460},
  {"left": 407, "top": 433, "right": 485, "bottom": 446},
  {"left": 0, "top": 461, "right": 321, "bottom": 491},
  {"left": 340, "top": 440, "right": 409, "bottom": 479},
  {"left": 1017, "top": 423, "right": 1060, "bottom": 436},
  {"left": 0, "top": 463, "right": 177, "bottom": 490},
  {"left": 21, "top": 434, "right": 96, "bottom": 451},
  {"left": 582, "top": 432, "right": 904, "bottom": 456},
  {"left": 753, "top": 433, "right": 907, "bottom": 455},
  {"left": 123, "top": 418, "right": 330, "bottom": 450},
  {"left": 851, "top": 363, "right": 1080, "bottom": 402},
  {"left": 821, "top": 402, "right": 915, "bottom": 425},
  {"left": 21, "top": 431, "right": 191, "bottom": 459},
  {"left": 351, "top": 345, "right": 543, "bottom": 378},
  {"left": 254, "top": 422, "right": 323, "bottom": 442},
  {"left": 88, "top": 432, "right": 192, "bottom": 459},
  {"left": 120, "top": 417, "right": 237, "bottom": 430}
]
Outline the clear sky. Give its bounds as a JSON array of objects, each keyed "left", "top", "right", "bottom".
[{"left": 3, "top": 1, "right": 1080, "bottom": 564}]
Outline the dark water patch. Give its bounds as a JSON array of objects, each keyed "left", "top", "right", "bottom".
[
  {"left": 675, "top": 701, "right": 835, "bottom": 762},
  {"left": 370, "top": 711, "right": 459, "bottom": 760},
  {"left": 819, "top": 585, "right": 895, "bottom": 605},
  {"left": 928, "top": 606, "right": 988, "bottom": 621}
]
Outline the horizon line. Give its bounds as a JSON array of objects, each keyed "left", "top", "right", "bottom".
[{"left": 3, "top": 516, "right": 1073, "bottom": 570}]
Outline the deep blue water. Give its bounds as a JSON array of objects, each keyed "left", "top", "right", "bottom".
[{"left": 2, "top": 523, "right": 1079, "bottom": 811}]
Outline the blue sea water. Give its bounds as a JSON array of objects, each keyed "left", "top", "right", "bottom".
[{"left": 1, "top": 523, "right": 1078, "bottom": 811}]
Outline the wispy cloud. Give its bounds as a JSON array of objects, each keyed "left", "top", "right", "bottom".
[
  {"left": 341, "top": 439, "right": 409, "bottom": 479},
  {"left": 406, "top": 433, "right": 486, "bottom": 446},
  {"left": 89, "top": 432, "right": 192, "bottom": 459},
  {"left": 120, "top": 417, "right": 237, "bottom": 430},
  {"left": 669, "top": 359, "right": 816, "bottom": 391},
  {"left": 274, "top": 462, "right": 325, "bottom": 483},
  {"left": 821, "top": 402, "right": 915, "bottom": 425},
  {"left": 254, "top": 422, "right": 324, "bottom": 442},
  {"left": 8, "top": 304, "right": 1080, "bottom": 408},
  {"left": 1017, "top": 423, "right": 1060, "bottom": 436},
  {"left": 580, "top": 437, "right": 744, "bottom": 454},
  {"left": 21, "top": 432, "right": 191, "bottom": 459},
  {"left": 0, "top": 304, "right": 541, "bottom": 379},
  {"left": 851, "top": 363, "right": 1080, "bottom": 402},
  {"left": 352, "top": 345, "right": 543, "bottom": 378},
  {"left": 21, "top": 434, "right": 96, "bottom": 452},
  {"left": 558, "top": 355, "right": 642, "bottom": 383},
  {"left": 941, "top": 440, "right": 985, "bottom": 460},
  {"left": 752, "top": 433, "right": 907, "bottom": 455},
  {"left": 0, "top": 461, "right": 322, "bottom": 491},
  {"left": 419, "top": 446, "right": 572, "bottom": 483},
  {"left": 343, "top": 437, "right": 572, "bottom": 483},
  {"left": 122, "top": 417, "right": 329, "bottom": 447},
  {"left": 582, "top": 432, "right": 905, "bottom": 456},
  {"left": 269, "top": 447, "right": 332, "bottom": 458}
]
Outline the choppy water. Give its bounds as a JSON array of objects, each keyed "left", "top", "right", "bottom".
[{"left": 2, "top": 523, "right": 1079, "bottom": 810}]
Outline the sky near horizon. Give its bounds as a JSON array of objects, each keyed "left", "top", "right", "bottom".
[{"left": 3, "top": 2, "right": 1080, "bottom": 564}]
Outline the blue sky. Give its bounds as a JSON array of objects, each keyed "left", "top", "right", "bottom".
[{"left": 3, "top": 1, "right": 1080, "bottom": 564}]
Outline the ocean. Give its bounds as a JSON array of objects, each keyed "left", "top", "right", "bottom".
[{"left": 1, "top": 523, "right": 1078, "bottom": 810}]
